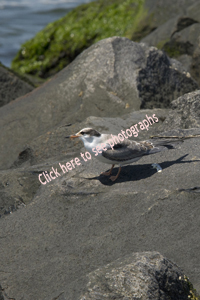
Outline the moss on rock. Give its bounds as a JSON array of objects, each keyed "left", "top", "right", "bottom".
[
  {"left": 183, "top": 275, "right": 200, "bottom": 300},
  {"left": 11, "top": 0, "right": 147, "bottom": 79}
]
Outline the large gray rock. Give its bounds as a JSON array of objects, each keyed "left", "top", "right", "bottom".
[
  {"left": 0, "top": 34, "right": 200, "bottom": 300},
  {"left": 0, "top": 63, "right": 34, "bottom": 107},
  {"left": 0, "top": 123, "right": 200, "bottom": 299},
  {"left": 80, "top": 252, "right": 192, "bottom": 300},
  {"left": 0, "top": 108, "right": 168, "bottom": 217},
  {"left": 0, "top": 37, "right": 198, "bottom": 170},
  {"left": 12, "top": 108, "right": 169, "bottom": 168},
  {"left": 161, "top": 90, "right": 200, "bottom": 130},
  {"left": 141, "top": 16, "right": 200, "bottom": 85}
]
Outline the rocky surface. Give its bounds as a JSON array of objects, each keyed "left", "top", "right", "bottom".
[
  {"left": 80, "top": 252, "right": 193, "bottom": 300},
  {"left": 141, "top": 16, "right": 198, "bottom": 50},
  {"left": 141, "top": 2, "right": 200, "bottom": 85},
  {"left": 0, "top": 37, "right": 198, "bottom": 170},
  {"left": 0, "top": 63, "right": 34, "bottom": 107},
  {"left": 187, "top": 1, "right": 200, "bottom": 23},
  {"left": 1, "top": 5, "right": 200, "bottom": 298},
  {"left": 162, "top": 23, "right": 200, "bottom": 86},
  {"left": 143, "top": 0, "right": 198, "bottom": 29},
  {"left": 0, "top": 125, "right": 200, "bottom": 299},
  {"left": 11, "top": 108, "right": 169, "bottom": 168},
  {"left": 160, "top": 90, "right": 200, "bottom": 130}
]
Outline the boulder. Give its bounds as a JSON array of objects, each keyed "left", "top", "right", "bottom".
[
  {"left": 141, "top": 16, "right": 198, "bottom": 49},
  {"left": 80, "top": 252, "right": 193, "bottom": 300},
  {"left": 160, "top": 90, "right": 200, "bottom": 130},
  {"left": 144, "top": 0, "right": 198, "bottom": 29},
  {"left": 0, "top": 37, "right": 198, "bottom": 170},
  {"left": 142, "top": 18, "right": 200, "bottom": 85},
  {"left": 12, "top": 108, "right": 169, "bottom": 168},
  {"left": 0, "top": 31, "right": 200, "bottom": 300},
  {"left": 0, "top": 126, "right": 199, "bottom": 299},
  {"left": 187, "top": 1, "right": 200, "bottom": 23},
  {"left": 166, "top": 23, "right": 200, "bottom": 54},
  {"left": 0, "top": 63, "right": 34, "bottom": 107}
]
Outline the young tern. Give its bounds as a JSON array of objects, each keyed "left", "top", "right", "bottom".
[{"left": 67, "top": 128, "right": 182, "bottom": 182}]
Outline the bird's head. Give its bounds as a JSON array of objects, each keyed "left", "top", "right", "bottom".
[{"left": 66, "top": 128, "right": 101, "bottom": 143}]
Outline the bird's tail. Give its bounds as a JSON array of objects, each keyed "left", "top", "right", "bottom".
[
  {"left": 152, "top": 137, "right": 184, "bottom": 148},
  {"left": 147, "top": 137, "right": 184, "bottom": 154}
]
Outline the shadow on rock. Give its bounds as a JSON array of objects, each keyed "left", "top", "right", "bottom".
[{"left": 86, "top": 154, "right": 199, "bottom": 185}]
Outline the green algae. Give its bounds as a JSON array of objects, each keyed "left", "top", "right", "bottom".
[
  {"left": 183, "top": 275, "right": 200, "bottom": 300},
  {"left": 162, "top": 43, "right": 182, "bottom": 58},
  {"left": 11, "top": 0, "right": 147, "bottom": 78},
  {"left": 156, "top": 39, "right": 182, "bottom": 58}
]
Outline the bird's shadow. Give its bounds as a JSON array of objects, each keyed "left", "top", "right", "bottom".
[{"left": 86, "top": 154, "right": 199, "bottom": 185}]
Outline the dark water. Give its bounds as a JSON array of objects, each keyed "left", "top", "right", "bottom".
[{"left": 0, "top": 0, "right": 94, "bottom": 67}]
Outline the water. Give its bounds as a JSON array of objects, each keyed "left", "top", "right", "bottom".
[{"left": 0, "top": 0, "right": 94, "bottom": 67}]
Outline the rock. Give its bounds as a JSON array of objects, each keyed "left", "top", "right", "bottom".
[
  {"left": 143, "top": 0, "right": 198, "bottom": 29},
  {"left": 0, "top": 286, "right": 4, "bottom": 300},
  {"left": 0, "top": 127, "right": 200, "bottom": 299},
  {"left": 162, "top": 22, "right": 200, "bottom": 62},
  {"left": 0, "top": 108, "right": 168, "bottom": 217},
  {"left": 160, "top": 90, "right": 200, "bottom": 130},
  {"left": 12, "top": 109, "right": 169, "bottom": 168},
  {"left": 0, "top": 167, "right": 41, "bottom": 217},
  {"left": 132, "top": 0, "right": 199, "bottom": 42},
  {"left": 175, "top": 54, "right": 192, "bottom": 72},
  {"left": 141, "top": 18, "right": 200, "bottom": 85},
  {"left": 0, "top": 25, "right": 200, "bottom": 299},
  {"left": 0, "top": 63, "right": 34, "bottom": 107},
  {"left": 0, "top": 37, "right": 198, "bottom": 170},
  {"left": 141, "top": 16, "right": 198, "bottom": 49},
  {"left": 187, "top": 1, "right": 200, "bottom": 23},
  {"left": 80, "top": 252, "right": 193, "bottom": 300},
  {"left": 167, "top": 23, "right": 200, "bottom": 54}
]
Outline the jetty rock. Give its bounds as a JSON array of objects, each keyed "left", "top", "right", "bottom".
[{"left": 0, "top": 37, "right": 198, "bottom": 169}]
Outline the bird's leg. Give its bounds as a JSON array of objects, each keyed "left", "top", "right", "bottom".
[
  {"left": 101, "top": 164, "right": 115, "bottom": 176},
  {"left": 109, "top": 166, "right": 121, "bottom": 182}
]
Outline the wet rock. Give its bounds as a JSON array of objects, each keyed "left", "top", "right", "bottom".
[
  {"left": 0, "top": 63, "right": 34, "bottom": 107},
  {"left": 0, "top": 37, "right": 198, "bottom": 170},
  {"left": 80, "top": 252, "right": 192, "bottom": 300}
]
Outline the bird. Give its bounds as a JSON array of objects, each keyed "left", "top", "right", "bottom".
[{"left": 66, "top": 127, "right": 183, "bottom": 182}]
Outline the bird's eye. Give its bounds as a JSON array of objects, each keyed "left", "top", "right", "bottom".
[{"left": 80, "top": 131, "right": 85, "bottom": 135}]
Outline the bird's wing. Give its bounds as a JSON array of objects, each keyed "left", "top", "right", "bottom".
[{"left": 102, "top": 139, "right": 154, "bottom": 162}]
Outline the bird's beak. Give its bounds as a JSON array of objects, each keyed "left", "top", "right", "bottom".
[{"left": 65, "top": 133, "right": 81, "bottom": 139}]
